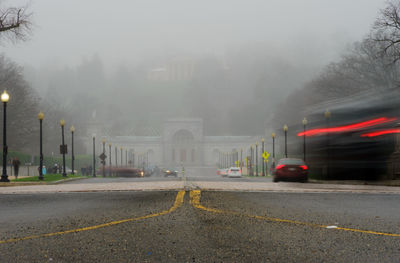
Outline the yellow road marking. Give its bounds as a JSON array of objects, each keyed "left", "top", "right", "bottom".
[
  {"left": 190, "top": 190, "right": 400, "bottom": 238},
  {"left": 0, "top": 191, "right": 185, "bottom": 244}
]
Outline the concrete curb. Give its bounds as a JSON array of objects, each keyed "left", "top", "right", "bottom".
[
  {"left": 309, "top": 179, "right": 400, "bottom": 187},
  {"left": 0, "top": 182, "right": 45, "bottom": 187},
  {"left": 0, "top": 177, "right": 90, "bottom": 187},
  {"left": 48, "top": 177, "right": 90, "bottom": 185}
]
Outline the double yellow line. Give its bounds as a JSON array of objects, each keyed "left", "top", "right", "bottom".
[
  {"left": 1, "top": 190, "right": 399, "bottom": 244},
  {"left": 190, "top": 190, "right": 400, "bottom": 238},
  {"left": 0, "top": 191, "right": 185, "bottom": 245}
]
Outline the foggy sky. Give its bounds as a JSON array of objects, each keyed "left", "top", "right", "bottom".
[{"left": 2, "top": 0, "right": 387, "bottom": 72}]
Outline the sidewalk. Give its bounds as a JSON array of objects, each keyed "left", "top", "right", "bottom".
[
  {"left": 189, "top": 181, "right": 400, "bottom": 194},
  {"left": 309, "top": 179, "right": 400, "bottom": 187},
  {"left": 0, "top": 181, "right": 185, "bottom": 194},
  {"left": 2, "top": 179, "right": 400, "bottom": 194}
]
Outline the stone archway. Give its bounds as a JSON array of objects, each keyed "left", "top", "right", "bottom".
[
  {"left": 171, "top": 129, "right": 196, "bottom": 166},
  {"left": 147, "top": 149, "right": 155, "bottom": 166}
]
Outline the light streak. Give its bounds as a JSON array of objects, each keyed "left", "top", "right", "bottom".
[
  {"left": 297, "top": 117, "right": 397, "bottom": 137},
  {"left": 361, "top": 128, "right": 400, "bottom": 138}
]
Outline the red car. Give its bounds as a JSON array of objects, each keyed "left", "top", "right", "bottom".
[
  {"left": 217, "top": 168, "right": 229, "bottom": 177},
  {"left": 273, "top": 158, "right": 308, "bottom": 183}
]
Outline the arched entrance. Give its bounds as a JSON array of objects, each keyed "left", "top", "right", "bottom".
[{"left": 171, "top": 129, "right": 196, "bottom": 166}]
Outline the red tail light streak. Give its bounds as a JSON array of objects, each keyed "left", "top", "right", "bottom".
[
  {"left": 297, "top": 117, "right": 397, "bottom": 137},
  {"left": 361, "top": 129, "right": 400, "bottom": 138}
]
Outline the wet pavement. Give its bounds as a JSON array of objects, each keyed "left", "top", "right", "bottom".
[
  {"left": 0, "top": 190, "right": 399, "bottom": 262},
  {"left": 1, "top": 167, "right": 400, "bottom": 262}
]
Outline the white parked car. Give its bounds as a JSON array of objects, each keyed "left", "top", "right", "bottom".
[{"left": 227, "top": 167, "right": 242, "bottom": 178}]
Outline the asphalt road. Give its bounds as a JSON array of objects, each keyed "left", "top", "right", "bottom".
[
  {"left": 0, "top": 170, "right": 399, "bottom": 262},
  {"left": 66, "top": 166, "right": 272, "bottom": 184}
]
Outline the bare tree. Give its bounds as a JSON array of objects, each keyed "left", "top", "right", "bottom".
[
  {"left": 0, "top": 2, "right": 32, "bottom": 43},
  {"left": 372, "top": 0, "right": 400, "bottom": 63},
  {"left": 0, "top": 54, "right": 39, "bottom": 152},
  {"left": 270, "top": 35, "right": 400, "bottom": 131}
]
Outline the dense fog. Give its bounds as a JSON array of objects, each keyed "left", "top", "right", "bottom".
[{"left": 0, "top": 0, "right": 393, "bottom": 153}]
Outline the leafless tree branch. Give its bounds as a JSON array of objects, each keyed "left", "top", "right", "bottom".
[
  {"left": 0, "top": 2, "right": 32, "bottom": 44},
  {"left": 372, "top": 0, "right": 400, "bottom": 64}
]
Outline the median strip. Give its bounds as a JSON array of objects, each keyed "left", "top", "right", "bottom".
[
  {"left": 190, "top": 190, "right": 400, "bottom": 238},
  {"left": 0, "top": 191, "right": 185, "bottom": 244}
]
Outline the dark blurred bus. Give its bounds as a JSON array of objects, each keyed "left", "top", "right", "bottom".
[{"left": 294, "top": 90, "right": 400, "bottom": 180}]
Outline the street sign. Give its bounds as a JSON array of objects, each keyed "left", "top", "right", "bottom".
[
  {"left": 262, "top": 151, "right": 270, "bottom": 160},
  {"left": 99, "top": 153, "right": 107, "bottom": 160},
  {"left": 59, "top": 145, "right": 68, "bottom": 154}
]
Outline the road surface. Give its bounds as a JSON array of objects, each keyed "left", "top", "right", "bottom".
[{"left": 0, "top": 167, "right": 399, "bottom": 262}]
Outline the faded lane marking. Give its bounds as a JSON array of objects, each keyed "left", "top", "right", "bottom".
[
  {"left": 0, "top": 191, "right": 185, "bottom": 244},
  {"left": 190, "top": 190, "right": 400, "bottom": 238}
]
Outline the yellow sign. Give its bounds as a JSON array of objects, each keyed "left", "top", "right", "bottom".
[{"left": 262, "top": 151, "right": 270, "bottom": 160}]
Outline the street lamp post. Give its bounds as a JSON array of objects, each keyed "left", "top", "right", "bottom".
[
  {"left": 126, "top": 149, "right": 128, "bottom": 166},
  {"left": 1, "top": 91, "right": 9, "bottom": 182},
  {"left": 235, "top": 150, "right": 239, "bottom": 167},
  {"left": 325, "top": 110, "right": 331, "bottom": 178},
  {"left": 255, "top": 143, "right": 259, "bottom": 176},
  {"left": 102, "top": 139, "right": 106, "bottom": 177},
  {"left": 272, "top": 132, "right": 276, "bottom": 170},
  {"left": 302, "top": 118, "right": 308, "bottom": 161},
  {"left": 60, "top": 119, "right": 67, "bottom": 177},
  {"left": 92, "top": 135, "right": 96, "bottom": 177},
  {"left": 240, "top": 149, "right": 243, "bottom": 172},
  {"left": 115, "top": 146, "right": 118, "bottom": 167},
  {"left": 70, "top": 126, "right": 75, "bottom": 175},
  {"left": 283, "top": 125, "right": 288, "bottom": 158},
  {"left": 120, "top": 147, "right": 123, "bottom": 167},
  {"left": 109, "top": 143, "right": 112, "bottom": 177},
  {"left": 146, "top": 150, "right": 149, "bottom": 169},
  {"left": 250, "top": 146, "right": 254, "bottom": 176},
  {"left": 38, "top": 112, "right": 44, "bottom": 181},
  {"left": 261, "top": 138, "right": 265, "bottom": 176}
]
